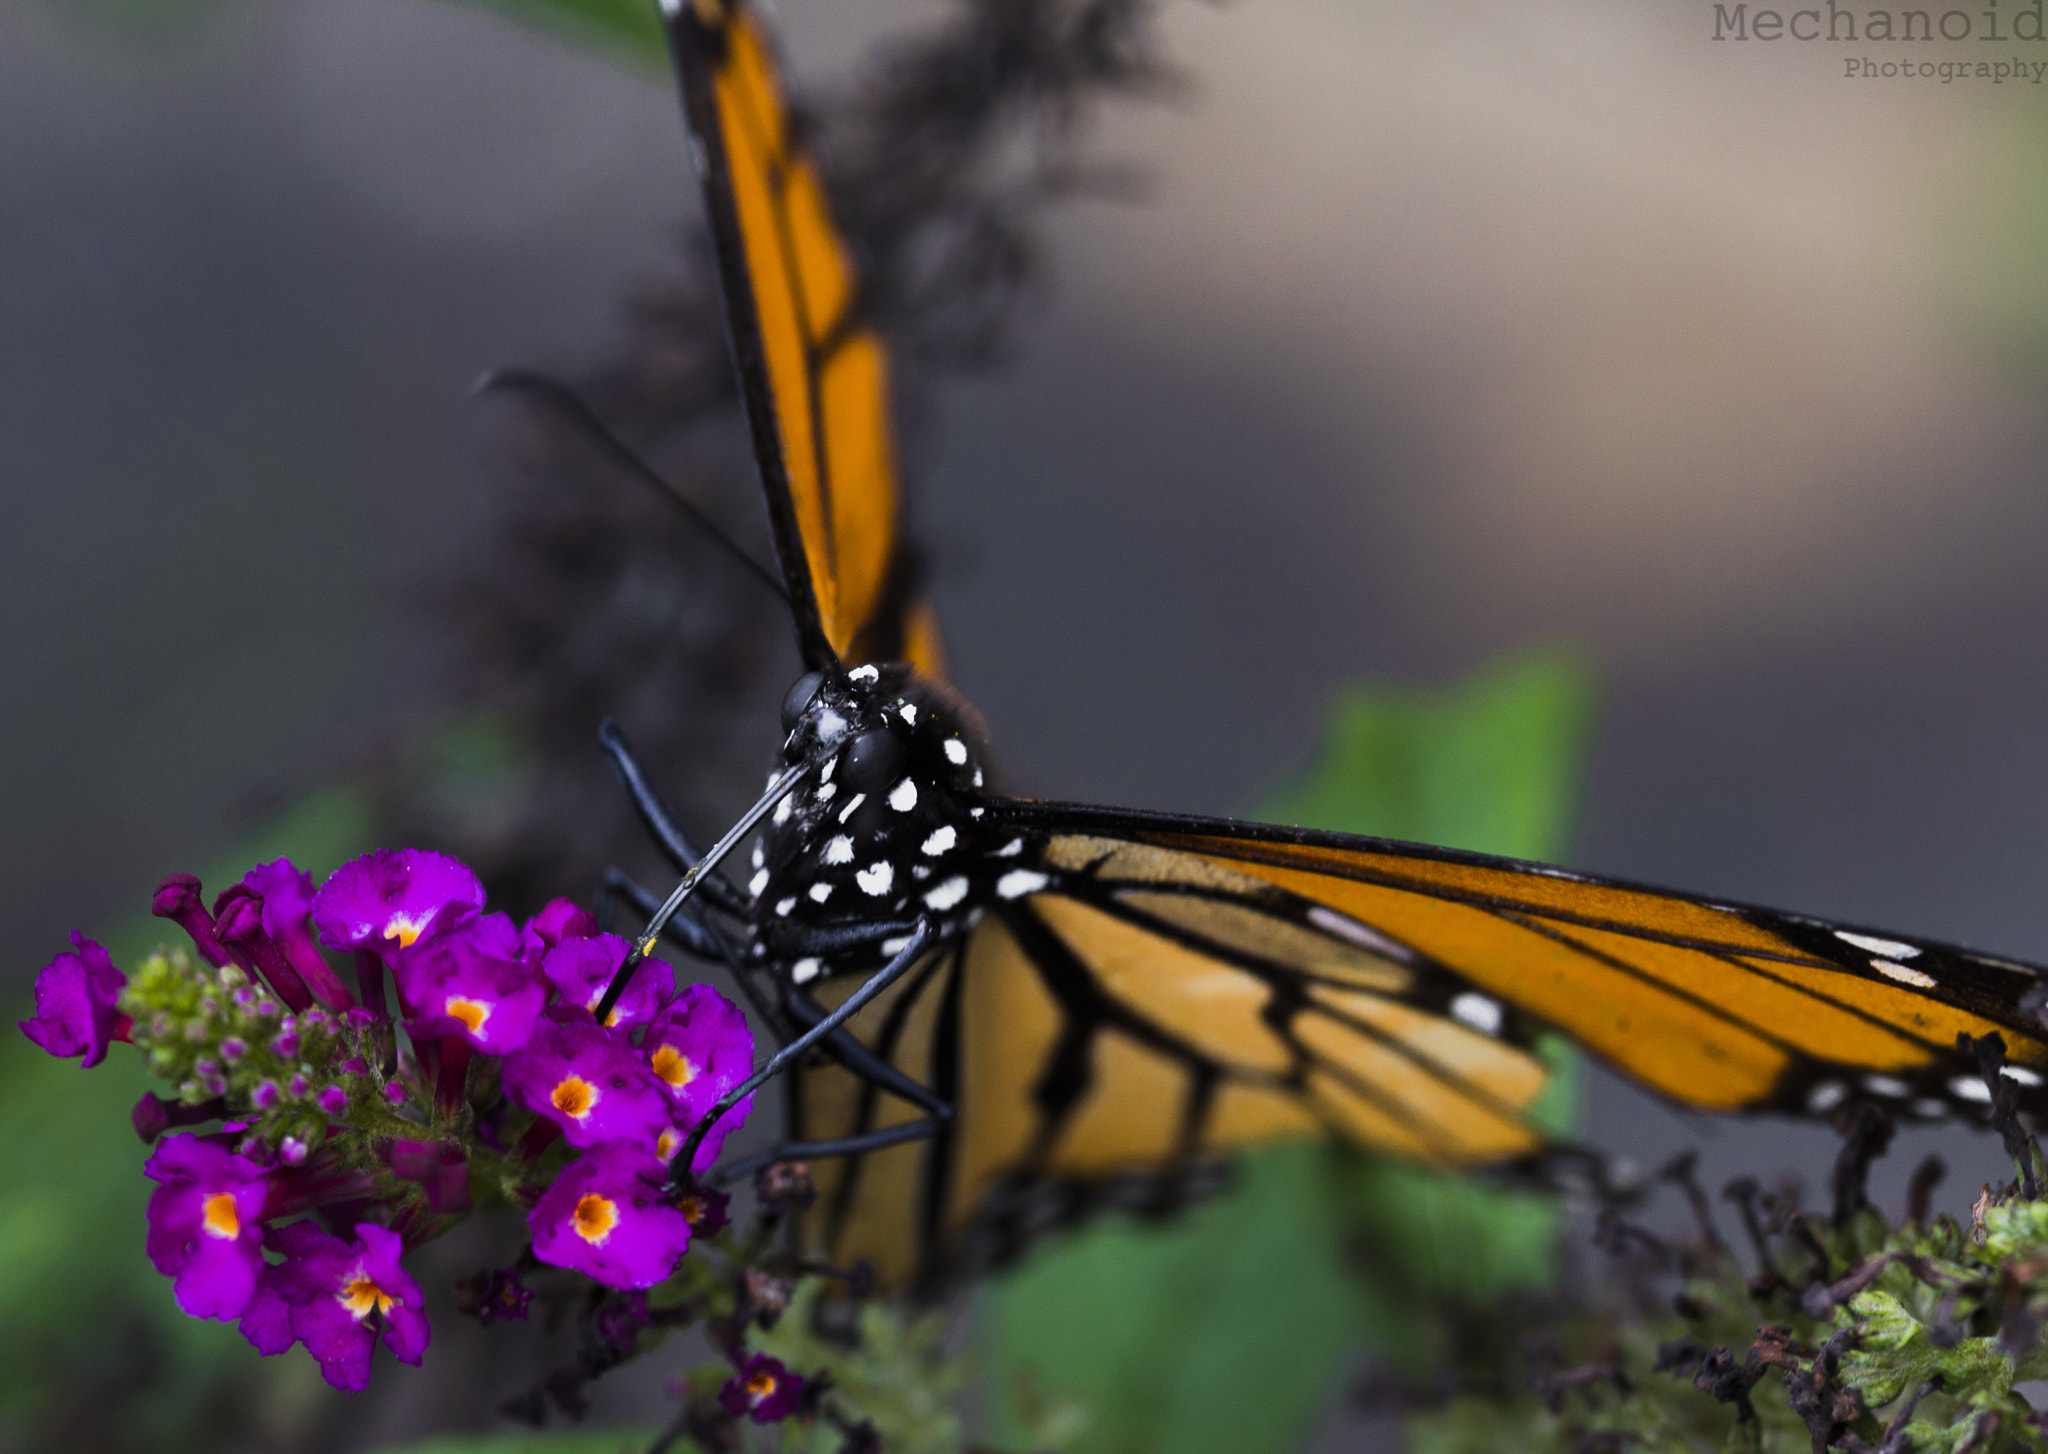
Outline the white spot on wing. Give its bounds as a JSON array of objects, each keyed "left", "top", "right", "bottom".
[
  {"left": 748, "top": 869, "right": 769, "bottom": 897},
  {"left": 922, "top": 826, "right": 956, "bottom": 856},
  {"left": 821, "top": 756, "right": 836, "bottom": 783},
  {"left": 924, "top": 876, "right": 970, "bottom": 911},
  {"left": 792, "top": 958, "right": 821, "bottom": 984},
  {"left": 2005, "top": 1065, "right": 2044, "bottom": 1087},
  {"left": 751, "top": 841, "right": 764, "bottom": 869},
  {"left": 1450, "top": 993, "right": 1503, "bottom": 1036},
  {"left": 775, "top": 897, "right": 797, "bottom": 918},
  {"left": 848, "top": 665, "right": 879, "bottom": 683},
  {"left": 1807, "top": 1080, "right": 1847, "bottom": 1112},
  {"left": 973, "top": 768, "right": 984, "bottom": 788},
  {"left": 809, "top": 883, "right": 833, "bottom": 903},
  {"left": 997, "top": 869, "right": 1048, "bottom": 899},
  {"left": 856, "top": 862, "right": 895, "bottom": 896},
  {"left": 823, "top": 835, "right": 854, "bottom": 866},
  {"left": 944, "top": 739, "right": 968, "bottom": 765},
  {"left": 1835, "top": 930, "right": 1920, "bottom": 960},
  {"left": 838, "top": 792, "right": 866, "bottom": 823},
  {"left": 995, "top": 837, "right": 1024, "bottom": 857},
  {"left": 1873, "top": 959, "right": 1937, "bottom": 989},
  {"left": 1951, "top": 1075, "right": 1994, "bottom": 1103},
  {"left": 900, "top": 703, "right": 917, "bottom": 724},
  {"left": 1862, "top": 1073, "right": 1910, "bottom": 1098},
  {"left": 1306, "top": 906, "right": 1411, "bottom": 961},
  {"left": 970, "top": 807, "right": 985, "bottom": 819},
  {"left": 889, "top": 779, "right": 918, "bottom": 812},
  {"left": 818, "top": 781, "right": 838, "bottom": 802},
  {"left": 773, "top": 795, "right": 793, "bottom": 826}
]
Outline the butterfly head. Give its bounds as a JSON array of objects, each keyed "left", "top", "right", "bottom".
[{"left": 753, "top": 663, "right": 995, "bottom": 974}]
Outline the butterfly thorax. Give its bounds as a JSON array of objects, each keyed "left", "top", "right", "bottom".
[{"left": 745, "top": 663, "right": 1019, "bottom": 985}]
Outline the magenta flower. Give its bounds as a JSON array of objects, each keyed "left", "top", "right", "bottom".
[
  {"left": 144, "top": 1134, "right": 272, "bottom": 1320},
  {"left": 241, "top": 859, "right": 355, "bottom": 1009},
  {"left": 719, "top": 1353, "right": 804, "bottom": 1422},
  {"left": 501, "top": 1012, "right": 670, "bottom": 1149},
  {"left": 642, "top": 985, "right": 754, "bottom": 1168},
  {"left": 528, "top": 897, "right": 598, "bottom": 948},
  {"left": 528, "top": 1144, "right": 693, "bottom": 1289},
  {"left": 240, "top": 1220, "right": 428, "bottom": 1391},
  {"left": 19, "top": 934, "right": 129, "bottom": 1068},
  {"left": 312, "top": 849, "right": 483, "bottom": 959},
  {"left": 152, "top": 873, "right": 233, "bottom": 966},
  {"left": 543, "top": 933, "right": 675, "bottom": 1031},
  {"left": 395, "top": 913, "right": 546, "bottom": 1053}
]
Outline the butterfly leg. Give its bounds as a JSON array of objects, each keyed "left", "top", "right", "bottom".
[
  {"left": 702, "top": 974, "right": 959, "bottom": 1184},
  {"left": 599, "top": 717, "right": 749, "bottom": 918},
  {"left": 672, "top": 919, "right": 940, "bottom": 1188},
  {"left": 599, "top": 867, "right": 801, "bottom": 1049},
  {"left": 598, "top": 867, "right": 733, "bottom": 964}
]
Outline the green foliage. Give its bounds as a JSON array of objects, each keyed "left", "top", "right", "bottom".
[
  {"left": 444, "top": 0, "right": 668, "bottom": 70},
  {"left": 751, "top": 1280, "right": 971, "bottom": 1454},
  {"left": 979, "top": 650, "right": 1600, "bottom": 1454},
  {"left": 1409, "top": 1164, "right": 2048, "bottom": 1454}
]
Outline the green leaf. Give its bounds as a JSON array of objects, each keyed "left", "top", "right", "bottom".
[
  {"left": 442, "top": 0, "right": 669, "bottom": 70},
  {"left": 982, "top": 1142, "right": 1359, "bottom": 1454},
  {"left": 979, "top": 650, "right": 1599, "bottom": 1454},
  {"left": 1255, "top": 649, "right": 1596, "bottom": 861}
]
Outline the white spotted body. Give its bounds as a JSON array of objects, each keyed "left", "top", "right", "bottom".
[{"left": 748, "top": 663, "right": 1024, "bottom": 981}]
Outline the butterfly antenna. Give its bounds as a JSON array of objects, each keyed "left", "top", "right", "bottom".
[{"left": 472, "top": 367, "right": 789, "bottom": 605}]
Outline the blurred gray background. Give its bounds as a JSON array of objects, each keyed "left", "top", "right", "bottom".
[{"left": 6, "top": 0, "right": 2048, "bottom": 1427}]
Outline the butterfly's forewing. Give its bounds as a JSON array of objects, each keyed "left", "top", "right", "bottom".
[{"left": 664, "top": 0, "right": 937, "bottom": 673}]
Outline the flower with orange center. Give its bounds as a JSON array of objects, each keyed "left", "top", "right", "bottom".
[
  {"left": 144, "top": 1133, "right": 271, "bottom": 1322},
  {"left": 241, "top": 1221, "right": 429, "bottom": 1393},
  {"left": 339, "top": 1272, "right": 398, "bottom": 1320},
  {"left": 202, "top": 1191, "right": 242, "bottom": 1239},
  {"left": 392, "top": 911, "right": 548, "bottom": 1054},
  {"left": 540, "top": 932, "right": 676, "bottom": 1032},
  {"left": 650, "top": 1043, "right": 697, "bottom": 1088},
  {"left": 720, "top": 1353, "right": 804, "bottom": 1422},
  {"left": 503, "top": 1013, "right": 669, "bottom": 1148},
  {"left": 552, "top": 1076, "right": 599, "bottom": 1120},
  {"left": 443, "top": 996, "right": 490, "bottom": 1036},
  {"left": 573, "top": 1192, "right": 620, "bottom": 1244},
  {"left": 529, "top": 1146, "right": 694, "bottom": 1289}
]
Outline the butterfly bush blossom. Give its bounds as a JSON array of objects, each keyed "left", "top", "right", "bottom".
[{"left": 19, "top": 848, "right": 778, "bottom": 1399}]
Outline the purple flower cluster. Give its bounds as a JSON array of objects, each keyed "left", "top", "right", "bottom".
[{"left": 21, "top": 846, "right": 760, "bottom": 1391}]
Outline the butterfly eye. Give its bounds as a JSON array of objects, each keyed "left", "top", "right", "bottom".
[
  {"left": 780, "top": 672, "right": 825, "bottom": 731},
  {"left": 841, "top": 729, "right": 905, "bottom": 793}
]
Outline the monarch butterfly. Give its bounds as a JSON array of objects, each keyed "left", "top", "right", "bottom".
[{"left": 562, "top": 0, "right": 2048, "bottom": 1293}]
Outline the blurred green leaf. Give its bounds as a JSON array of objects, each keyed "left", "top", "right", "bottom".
[
  {"left": 980, "top": 650, "right": 1599, "bottom": 1454},
  {"left": 27, "top": 0, "right": 227, "bottom": 48},
  {"left": 445, "top": 0, "right": 669, "bottom": 70},
  {"left": 1256, "top": 651, "right": 1595, "bottom": 860},
  {"left": 983, "top": 1142, "right": 1357, "bottom": 1454}
]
